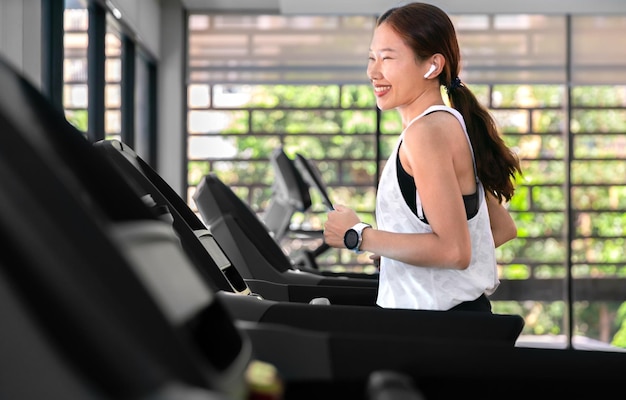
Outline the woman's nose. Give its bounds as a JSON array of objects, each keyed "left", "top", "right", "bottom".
[{"left": 367, "top": 64, "right": 381, "bottom": 81}]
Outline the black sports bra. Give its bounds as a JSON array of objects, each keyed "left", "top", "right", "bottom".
[{"left": 396, "top": 150, "right": 478, "bottom": 223}]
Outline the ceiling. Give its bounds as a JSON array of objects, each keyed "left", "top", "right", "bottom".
[
  {"left": 180, "top": 0, "right": 279, "bottom": 12},
  {"left": 180, "top": 0, "right": 626, "bottom": 14}
]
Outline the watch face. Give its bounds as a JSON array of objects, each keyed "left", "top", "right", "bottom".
[{"left": 344, "top": 229, "right": 359, "bottom": 249}]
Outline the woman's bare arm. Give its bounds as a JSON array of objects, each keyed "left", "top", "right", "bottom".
[
  {"left": 324, "top": 114, "right": 474, "bottom": 270},
  {"left": 486, "top": 191, "right": 517, "bottom": 247}
]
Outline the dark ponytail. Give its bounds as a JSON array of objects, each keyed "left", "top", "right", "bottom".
[{"left": 447, "top": 84, "right": 521, "bottom": 202}]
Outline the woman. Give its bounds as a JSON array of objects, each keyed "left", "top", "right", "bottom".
[{"left": 323, "top": 2, "right": 522, "bottom": 312}]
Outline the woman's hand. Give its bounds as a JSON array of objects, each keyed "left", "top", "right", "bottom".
[
  {"left": 486, "top": 192, "right": 517, "bottom": 247},
  {"left": 323, "top": 204, "right": 361, "bottom": 248},
  {"left": 370, "top": 254, "right": 381, "bottom": 269}
]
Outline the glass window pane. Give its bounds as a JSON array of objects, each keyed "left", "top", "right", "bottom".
[{"left": 63, "top": 3, "right": 88, "bottom": 132}]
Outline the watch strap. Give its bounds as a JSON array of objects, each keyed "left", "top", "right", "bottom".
[{"left": 346, "top": 222, "right": 371, "bottom": 253}]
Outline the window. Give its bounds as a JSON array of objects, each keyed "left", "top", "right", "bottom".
[
  {"left": 104, "top": 24, "right": 122, "bottom": 141},
  {"left": 61, "top": 0, "right": 156, "bottom": 160},
  {"left": 187, "top": 12, "right": 626, "bottom": 348},
  {"left": 63, "top": 1, "right": 88, "bottom": 132}
]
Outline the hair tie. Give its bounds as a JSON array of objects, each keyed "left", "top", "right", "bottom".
[{"left": 446, "top": 77, "right": 462, "bottom": 93}]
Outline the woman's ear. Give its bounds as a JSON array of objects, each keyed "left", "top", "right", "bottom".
[{"left": 426, "top": 54, "right": 445, "bottom": 79}]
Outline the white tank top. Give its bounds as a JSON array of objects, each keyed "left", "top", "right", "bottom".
[{"left": 375, "top": 105, "right": 499, "bottom": 310}]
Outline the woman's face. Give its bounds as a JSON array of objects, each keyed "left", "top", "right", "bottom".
[{"left": 367, "top": 22, "right": 429, "bottom": 111}]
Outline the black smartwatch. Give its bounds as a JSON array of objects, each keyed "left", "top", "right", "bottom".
[{"left": 343, "top": 222, "right": 371, "bottom": 254}]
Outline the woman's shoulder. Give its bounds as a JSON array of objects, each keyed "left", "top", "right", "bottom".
[
  {"left": 423, "top": 108, "right": 461, "bottom": 126},
  {"left": 405, "top": 108, "right": 464, "bottom": 143}
]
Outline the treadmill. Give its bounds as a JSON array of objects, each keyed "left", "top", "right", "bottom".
[
  {"left": 193, "top": 172, "right": 378, "bottom": 290},
  {"left": 95, "top": 138, "right": 525, "bottom": 348},
  {"left": 266, "top": 147, "right": 378, "bottom": 279}
]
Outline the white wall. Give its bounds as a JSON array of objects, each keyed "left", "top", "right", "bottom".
[
  {"left": 157, "top": 0, "right": 186, "bottom": 194},
  {"left": 108, "top": 0, "right": 161, "bottom": 59},
  {"left": 0, "top": 0, "right": 41, "bottom": 88},
  {"left": 109, "top": 0, "right": 185, "bottom": 193},
  {"left": 110, "top": 0, "right": 185, "bottom": 194}
]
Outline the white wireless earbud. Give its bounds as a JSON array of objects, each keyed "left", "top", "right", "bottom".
[{"left": 424, "top": 64, "right": 436, "bottom": 79}]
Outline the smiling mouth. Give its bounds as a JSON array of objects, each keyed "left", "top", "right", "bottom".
[{"left": 374, "top": 86, "right": 391, "bottom": 93}]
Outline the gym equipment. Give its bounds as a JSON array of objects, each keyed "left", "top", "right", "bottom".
[
  {"left": 267, "top": 147, "right": 378, "bottom": 278},
  {"left": 263, "top": 147, "right": 314, "bottom": 243},
  {"left": 194, "top": 172, "right": 378, "bottom": 289},
  {"left": 95, "top": 139, "right": 525, "bottom": 349},
  {"left": 0, "top": 56, "right": 250, "bottom": 399}
]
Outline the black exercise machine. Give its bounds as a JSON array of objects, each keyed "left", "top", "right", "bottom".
[
  {"left": 95, "top": 138, "right": 525, "bottom": 349},
  {"left": 0, "top": 56, "right": 251, "bottom": 399},
  {"left": 95, "top": 139, "right": 377, "bottom": 305},
  {"left": 193, "top": 172, "right": 378, "bottom": 289},
  {"left": 263, "top": 147, "right": 313, "bottom": 243},
  {"left": 266, "top": 147, "right": 379, "bottom": 279}
]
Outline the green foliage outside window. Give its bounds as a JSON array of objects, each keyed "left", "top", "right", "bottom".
[{"left": 65, "top": 109, "right": 88, "bottom": 132}]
